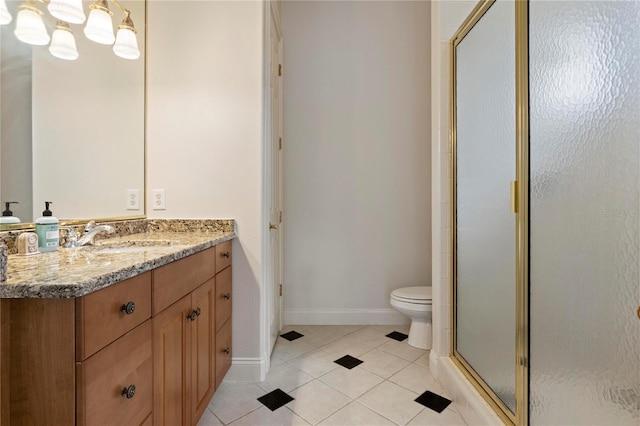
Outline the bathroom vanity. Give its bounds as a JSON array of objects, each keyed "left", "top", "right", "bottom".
[{"left": 0, "top": 220, "right": 235, "bottom": 426}]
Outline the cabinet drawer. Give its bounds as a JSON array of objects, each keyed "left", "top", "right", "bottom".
[
  {"left": 215, "top": 320, "right": 232, "bottom": 390},
  {"left": 215, "top": 240, "right": 232, "bottom": 273},
  {"left": 77, "top": 321, "right": 152, "bottom": 426},
  {"left": 153, "top": 247, "right": 216, "bottom": 315},
  {"left": 76, "top": 272, "right": 152, "bottom": 361},
  {"left": 215, "top": 266, "right": 232, "bottom": 332}
]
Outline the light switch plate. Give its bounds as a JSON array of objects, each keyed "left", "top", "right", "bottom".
[
  {"left": 126, "top": 189, "right": 140, "bottom": 210},
  {"left": 152, "top": 189, "right": 166, "bottom": 210}
]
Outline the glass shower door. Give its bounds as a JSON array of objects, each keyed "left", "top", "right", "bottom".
[
  {"left": 529, "top": 1, "right": 640, "bottom": 423},
  {"left": 453, "top": 0, "right": 516, "bottom": 416}
]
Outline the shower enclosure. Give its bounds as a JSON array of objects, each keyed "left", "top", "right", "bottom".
[{"left": 451, "top": 0, "right": 639, "bottom": 424}]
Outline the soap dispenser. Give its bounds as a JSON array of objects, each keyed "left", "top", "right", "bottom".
[
  {"left": 0, "top": 202, "right": 20, "bottom": 224},
  {"left": 35, "top": 201, "right": 59, "bottom": 252}
]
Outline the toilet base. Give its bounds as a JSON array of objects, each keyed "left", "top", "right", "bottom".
[{"left": 408, "top": 319, "right": 432, "bottom": 350}]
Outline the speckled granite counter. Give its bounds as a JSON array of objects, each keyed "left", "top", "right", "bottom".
[{"left": 0, "top": 220, "right": 236, "bottom": 299}]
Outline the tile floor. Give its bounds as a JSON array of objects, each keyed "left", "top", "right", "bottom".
[{"left": 198, "top": 325, "right": 467, "bottom": 426}]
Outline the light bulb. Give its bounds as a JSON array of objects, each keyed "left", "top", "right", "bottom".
[
  {"left": 48, "top": 0, "right": 85, "bottom": 25},
  {"left": 84, "top": 0, "right": 114, "bottom": 45},
  {"left": 113, "top": 14, "right": 139, "bottom": 60},
  {"left": 49, "top": 21, "right": 78, "bottom": 60},
  {"left": 0, "top": 0, "right": 12, "bottom": 25},
  {"left": 14, "top": 4, "right": 49, "bottom": 46}
]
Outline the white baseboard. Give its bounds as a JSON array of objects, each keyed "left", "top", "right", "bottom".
[
  {"left": 284, "top": 308, "right": 409, "bottom": 325},
  {"left": 223, "top": 357, "right": 265, "bottom": 382},
  {"left": 434, "top": 356, "right": 505, "bottom": 425}
]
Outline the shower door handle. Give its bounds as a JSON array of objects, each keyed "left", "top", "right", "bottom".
[{"left": 510, "top": 181, "right": 518, "bottom": 214}]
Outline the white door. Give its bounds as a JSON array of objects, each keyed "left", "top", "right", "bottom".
[{"left": 268, "top": 6, "right": 283, "bottom": 354}]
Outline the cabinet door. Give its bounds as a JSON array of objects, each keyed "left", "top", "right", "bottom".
[
  {"left": 191, "top": 278, "right": 215, "bottom": 424},
  {"left": 153, "top": 295, "right": 192, "bottom": 426}
]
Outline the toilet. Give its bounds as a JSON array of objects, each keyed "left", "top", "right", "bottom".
[{"left": 389, "top": 286, "right": 432, "bottom": 350}]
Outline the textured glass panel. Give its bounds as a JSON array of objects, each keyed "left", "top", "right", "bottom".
[
  {"left": 455, "top": 0, "right": 516, "bottom": 412},
  {"left": 530, "top": 1, "right": 640, "bottom": 424}
]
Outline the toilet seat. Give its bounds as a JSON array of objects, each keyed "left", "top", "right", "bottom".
[{"left": 391, "top": 286, "right": 432, "bottom": 305}]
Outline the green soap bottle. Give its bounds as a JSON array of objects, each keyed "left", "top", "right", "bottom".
[{"left": 35, "top": 201, "right": 59, "bottom": 252}]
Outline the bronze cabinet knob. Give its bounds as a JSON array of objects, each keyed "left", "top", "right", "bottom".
[
  {"left": 121, "top": 385, "right": 136, "bottom": 399},
  {"left": 121, "top": 302, "right": 135, "bottom": 315},
  {"left": 223, "top": 293, "right": 231, "bottom": 300},
  {"left": 222, "top": 251, "right": 231, "bottom": 258},
  {"left": 223, "top": 347, "right": 230, "bottom": 355}
]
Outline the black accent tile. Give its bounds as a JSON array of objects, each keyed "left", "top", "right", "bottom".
[
  {"left": 257, "top": 388, "right": 294, "bottom": 411},
  {"left": 386, "top": 331, "right": 409, "bottom": 342},
  {"left": 280, "top": 330, "right": 304, "bottom": 341},
  {"left": 334, "top": 355, "right": 363, "bottom": 369},
  {"left": 415, "top": 390, "right": 452, "bottom": 413}
]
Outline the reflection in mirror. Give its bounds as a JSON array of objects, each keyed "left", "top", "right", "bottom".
[{"left": 0, "top": 0, "right": 145, "bottom": 228}]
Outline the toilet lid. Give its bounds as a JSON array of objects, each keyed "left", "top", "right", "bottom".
[{"left": 392, "top": 286, "right": 432, "bottom": 302}]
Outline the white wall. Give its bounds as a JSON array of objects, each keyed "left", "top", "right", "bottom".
[
  {"left": 281, "top": 0, "right": 431, "bottom": 325},
  {"left": 147, "top": 0, "right": 265, "bottom": 379}
]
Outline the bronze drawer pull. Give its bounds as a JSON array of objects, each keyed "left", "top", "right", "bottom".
[
  {"left": 121, "top": 302, "right": 136, "bottom": 315},
  {"left": 222, "top": 252, "right": 230, "bottom": 258},
  {"left": 195, "top": 307, "right": 201, "bottom": 317},
  {"left": 222, "top": 347, "right": 230, "bottom": 355},
  {"left": 223, "top": 293, "right": 231, "bottom": 300},
  {"left": 187, "top": 311, "right": 197, "bottom": 321},
  {"left": 121, "top": 385, "right": 136, "bottom": 399}
]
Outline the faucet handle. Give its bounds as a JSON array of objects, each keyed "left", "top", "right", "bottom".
[
  {"left": 62, "top": 227, "right": 79, "bottom": 248},
  {"left": 84, "top": 220, "right": 96, "bottom": 233}
]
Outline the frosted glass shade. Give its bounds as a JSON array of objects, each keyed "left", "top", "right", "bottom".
[
  {"left": 113, "top": 27, "right": 139, "bottom": 59},
  {"left": 48, "top": 0, "right": 85, "bottom": 25},
  {"left": 49, "top": 26, "right": 78, "bottom": 60},
  {"left": 84, "top": 8, "right": 114, "bottom": 44},
  {"left": 14, "top": 7, "right": 50, "bottom": 46},
  {"left": 0, "top": 0, "right": 12, "bottom": 25}
]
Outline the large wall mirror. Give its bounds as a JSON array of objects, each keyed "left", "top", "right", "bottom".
[{"left": 0, "top": 0, "right": 145, "bottom": 229}]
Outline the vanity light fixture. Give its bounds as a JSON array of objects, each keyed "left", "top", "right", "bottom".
[
  {"left": 0, "top": 0, "right": 12, "bottom": 25},
  {"left": 1, "top": 0, "right": 140, "bottom": 60},
  {"left": 49, "top": 20, "right": 79, "bottom": 60}
]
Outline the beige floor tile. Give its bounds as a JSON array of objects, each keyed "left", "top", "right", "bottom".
[
  {"left": 347, "top": 326, "right": 395, "bottom": 347},
  {"left": 320, "top": 336, "right": 375, "bottom": 358},
  {"left": 407, "top": 404, "right": 467, "bottom": 426},
  {"left": 270, "top": 354, "right": 285, "bottom": 368},
  {"left": 197, "top": 409, "right": 223, "bottom": 426},
  {"left": 413, "top": 352, "right": 430, "bottom": 368},
  {"left": 318, "top": 402, "right": 396, "bottom": 426},
  {"left": 288, "top": 380, "right": 352, "bottom": 425},
  {"left": 371, "top": 324, "right": 411, "bottom": 335},
  {"left": 272, "top": 338, "right": 315, "bottom": 361},
  {"left": 207, "top": 382, "right": 265, "bottom": 424},
  {"left": 255, "top": 362, "right": 314, "bottom": 393},
  {"left": 357, "top": 381, "right": 424, "bottom": 426},
  {"left": 288, "top": 349, "right": 341, "bottom": 378},
  {"left": 319, "top": 366, "right": 385, "bottom": 399},
  {"left": 377, "top": 340, "right": 427, "bottom": 362},
  {"left": 230, "top": 406, "right": 311, "bottom": 426},
  {"left": 388, "top": 363, "right": 442, "bottom": 394},
  {"left": 359, "top": 349, "right": 410, "bottom": 378}
]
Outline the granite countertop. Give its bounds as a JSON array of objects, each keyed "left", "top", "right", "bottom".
[{"left": 0, "top": 230, "right": 236, "bottom": 299}]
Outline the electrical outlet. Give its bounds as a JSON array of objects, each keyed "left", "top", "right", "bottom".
[
  {"left": 152, "top": 189, "right": 166, "bottom": 210},
  {"left": 126, "top": 189, "right": 140, "bottom": 210}
]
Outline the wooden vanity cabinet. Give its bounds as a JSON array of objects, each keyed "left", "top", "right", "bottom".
[
  {"left": 0, "top": 240, "right": 233, "bottom": 426},
  {"left": 153, "top": 245, "right": 232, "bottom": 426}
]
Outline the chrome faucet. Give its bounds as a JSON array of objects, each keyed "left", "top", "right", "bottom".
[{"left": 75, "top": 221, "right": 115, "bottom": 246}]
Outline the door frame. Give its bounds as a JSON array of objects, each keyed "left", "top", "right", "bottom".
[
  {"left": 262, "top": 0, "right": 284, "bottom": 373},
  {"left": 449, "top": 0, "right": 529, "bottom": 425}
]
